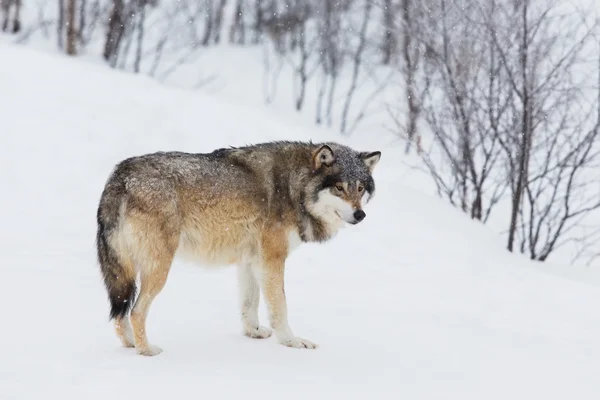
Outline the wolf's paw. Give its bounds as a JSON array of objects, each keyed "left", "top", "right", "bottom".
[
  {"left": 136, "top": 345, "right": 163, "bottom": 357},
  {"left": 120, "top": 338, "right": 135, "bottom": 348},
  {"left": 280, "top": 337, "right": 318, "bottom": 349},
  {"left": 120, "top": 331, "right": 136, "bottom": 348},
  {"left": 245, "top": 326, "right": 273, "bottom": 339}
]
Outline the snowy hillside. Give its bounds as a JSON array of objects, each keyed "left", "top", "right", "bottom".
[{"left": 2, "top": 43, "right": 600, "bottom": 399}]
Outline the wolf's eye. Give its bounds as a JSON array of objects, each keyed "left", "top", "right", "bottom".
[
  {"left": 358, "top": 186, "right": 364, "bottom": 192},
  {"left": 335, "top": 184, "right": 344, "bottom": 192}
]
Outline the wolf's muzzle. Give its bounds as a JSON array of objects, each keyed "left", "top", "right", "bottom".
[{"left": 353, "top": 210, "right": 366, "bottom": 223}]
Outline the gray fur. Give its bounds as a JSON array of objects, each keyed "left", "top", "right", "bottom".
[{"left": 99, "top": 140, "right": 379, "bottom": 245}]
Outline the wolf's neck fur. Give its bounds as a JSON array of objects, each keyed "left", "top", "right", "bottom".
[
  {"left": 286, "top": 159, "right": 343, "bottom": 244},
  {"left": 297, "top": 208, "right": 342, "bottom": 243},
  {"left": 230, "top": 142, "right": 343, "bottom": 244}
]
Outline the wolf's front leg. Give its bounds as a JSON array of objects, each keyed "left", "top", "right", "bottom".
[
  {"left": 259, "top": 258, "right": 317, "bottom": 350},
  {"left": 237, "top": 263, "right": 272, "bottom": 339}
]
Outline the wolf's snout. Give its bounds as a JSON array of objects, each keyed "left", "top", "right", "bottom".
[{"left": 354, "top": 210, "right": 366, "bottom": 222}]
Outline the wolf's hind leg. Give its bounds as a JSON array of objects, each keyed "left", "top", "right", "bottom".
[
  {"left": 237, "top": 263, "right": 272, "bottom": 339},
  {"left": 130, "top": 260, "right": 173, "bottom": 356},
  {"left": 114, "top": 317, "right": 135, "bottom": 348},
  {"left": 127, "top": 213, "right": 179, "bottom": 357}
]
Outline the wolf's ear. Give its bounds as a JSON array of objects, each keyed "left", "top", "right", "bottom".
[
  {"left": 361, "top": 151, "right": 381, "bottom": 173},
  {"left": 313, "top": 145, "right": 335, "bottom": 170}
]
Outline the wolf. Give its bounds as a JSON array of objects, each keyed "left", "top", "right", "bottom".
[
  {"left": 96, "top": 140, "right": 381, "bottom": 356},
  {"left": 1, "top": 0, "right": 21, "bottom": 34}
]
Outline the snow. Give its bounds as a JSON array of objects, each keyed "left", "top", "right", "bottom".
[{"left": 2, "top": 43, "right": 600, "bottom": 399}]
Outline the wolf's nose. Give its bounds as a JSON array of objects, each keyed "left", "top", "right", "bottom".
[{"left": 354, "top": 210, "right": 366, "bottom": 222}]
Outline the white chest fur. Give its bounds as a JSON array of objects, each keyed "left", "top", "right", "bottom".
[{"left": 287, "top": 229, "right": 303, "bottom": 254}]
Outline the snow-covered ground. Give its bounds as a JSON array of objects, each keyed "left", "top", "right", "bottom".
[{"left": 2, "top": 43, "right": 600, "bottom": 399}]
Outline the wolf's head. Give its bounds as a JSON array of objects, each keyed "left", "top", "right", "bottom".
[{"left": 306, "top": 143, "right": 381, "bottom": 226}]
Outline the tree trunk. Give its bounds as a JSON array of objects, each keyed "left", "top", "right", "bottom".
[
  {"left": 201, "top": 0, "right": 214, "bottom": 46},
  {"left": 315, "top": 72, "right": 328, "bottom": 124},
  {"left": 58, "top": 0, "right": 65, "bottom": 49},
  {"left": 401, "top": 0, "right": 419, "bottom": 154},
  {"left": 295, "top": 22, "right": 308, "bottom": 111},
  {"left": 253, "top": 0, "right": 263, "bottom": 44},
  {"left": 66, "top": 0, "right": 77, "bottom": 55},
  {"left": 382, "top": 0, "right": 395, "bottom": 64},
  {"left": 213, "top": 0, "right": 227, "bottom": 44},
  {"left": 134, "top": 4, "right": 146, "bottom": 73},
  {"left": 340, "top": 0, "right": 372, "bottom": 135},
  {"left": 103, "top": 0, "right": 125, "bottom": 66},
  {"left": 229, "top": 0, "right": 244, "bottom": 44},
  {"left": 325, "top": 75, "right": 337, "bottom": 127},
  {"left": 78, "top": 0, "right": 86, "bottom": 42},
  {"left": 507, "top": 0, "right": 531, "bottom": 252}
]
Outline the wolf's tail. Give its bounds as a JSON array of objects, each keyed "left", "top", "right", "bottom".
[{"left": 96, "top": 177, "right": 137, "bottom": 320}]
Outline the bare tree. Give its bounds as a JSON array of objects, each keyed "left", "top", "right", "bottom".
[
  {"left": 263, "top": 7, "right": 309, "bottom": 55},
  {"left": 56, "top": 0, "right": 80, "bottom": 55},
  {"left": 513, "top": 19, "right": 600, "bottom": 261},
  {"left": 292, "top": 4, "right": 318, "bottom": 111},
  {"left": 78, "top": 0, "right": 86, "bottom": 42},
  {"left": 201, "top": 0, "right": 214, "bottom": 46},
  {"left": 133, "top": 1, "right": 147, "bottom": 72},
  {"left": 229, "top": 0, "right": 245, "bottom": 45},
  {"left": 340, "top": 0, "right": 372, "bottom": 135},
  {"left": 58, "top": 0, "right": 65, "bottom": 49},
  {"left": 80, "top": 1, "right": 105, "bottom": 46},
  {"left": 399, "top": 0, "right": 428, "bottom": 154},
  {"left": 260, "top": 3, "right": 317, "bottom": 110},
  {"left": 315, "top": 0, "right": 343, "bottom": 126},
  {"left": 518, "top": 113, "right": 600, "bottom": 261},
  {"left": 293, "top": 17, "right": 312, "bottom": 111},
  {"left": 408, "top": 0, "right": 510, "bottom": 221},
  {"left": 103, "top": 0, "right": 125, "bottom": 65},
  {"left": 381, "top": 0, "right": 396, "bottom": 65},
  {"left": 252, "top": 0, "right": 263, "bottom": 44},
  {"left": 66, "top": 0, "right": 78, "bottom": 55},
  {"left": 213, "top": 0, "right": 227, "bottom": 44},
  {"left": 478, "top": 0, "right": 598, "bottom": 253},
  {"left": 410, "top": 0, "right": 599, "bottom": 260},
  {"left": 1, "top": 0, "right": 22, "bottom": 33},
  {"left": 102, "top": 0, "right": 159, "bottom": 68},
  {"left": 502, "top": 0, "right": 533, "bottom": 252}
]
